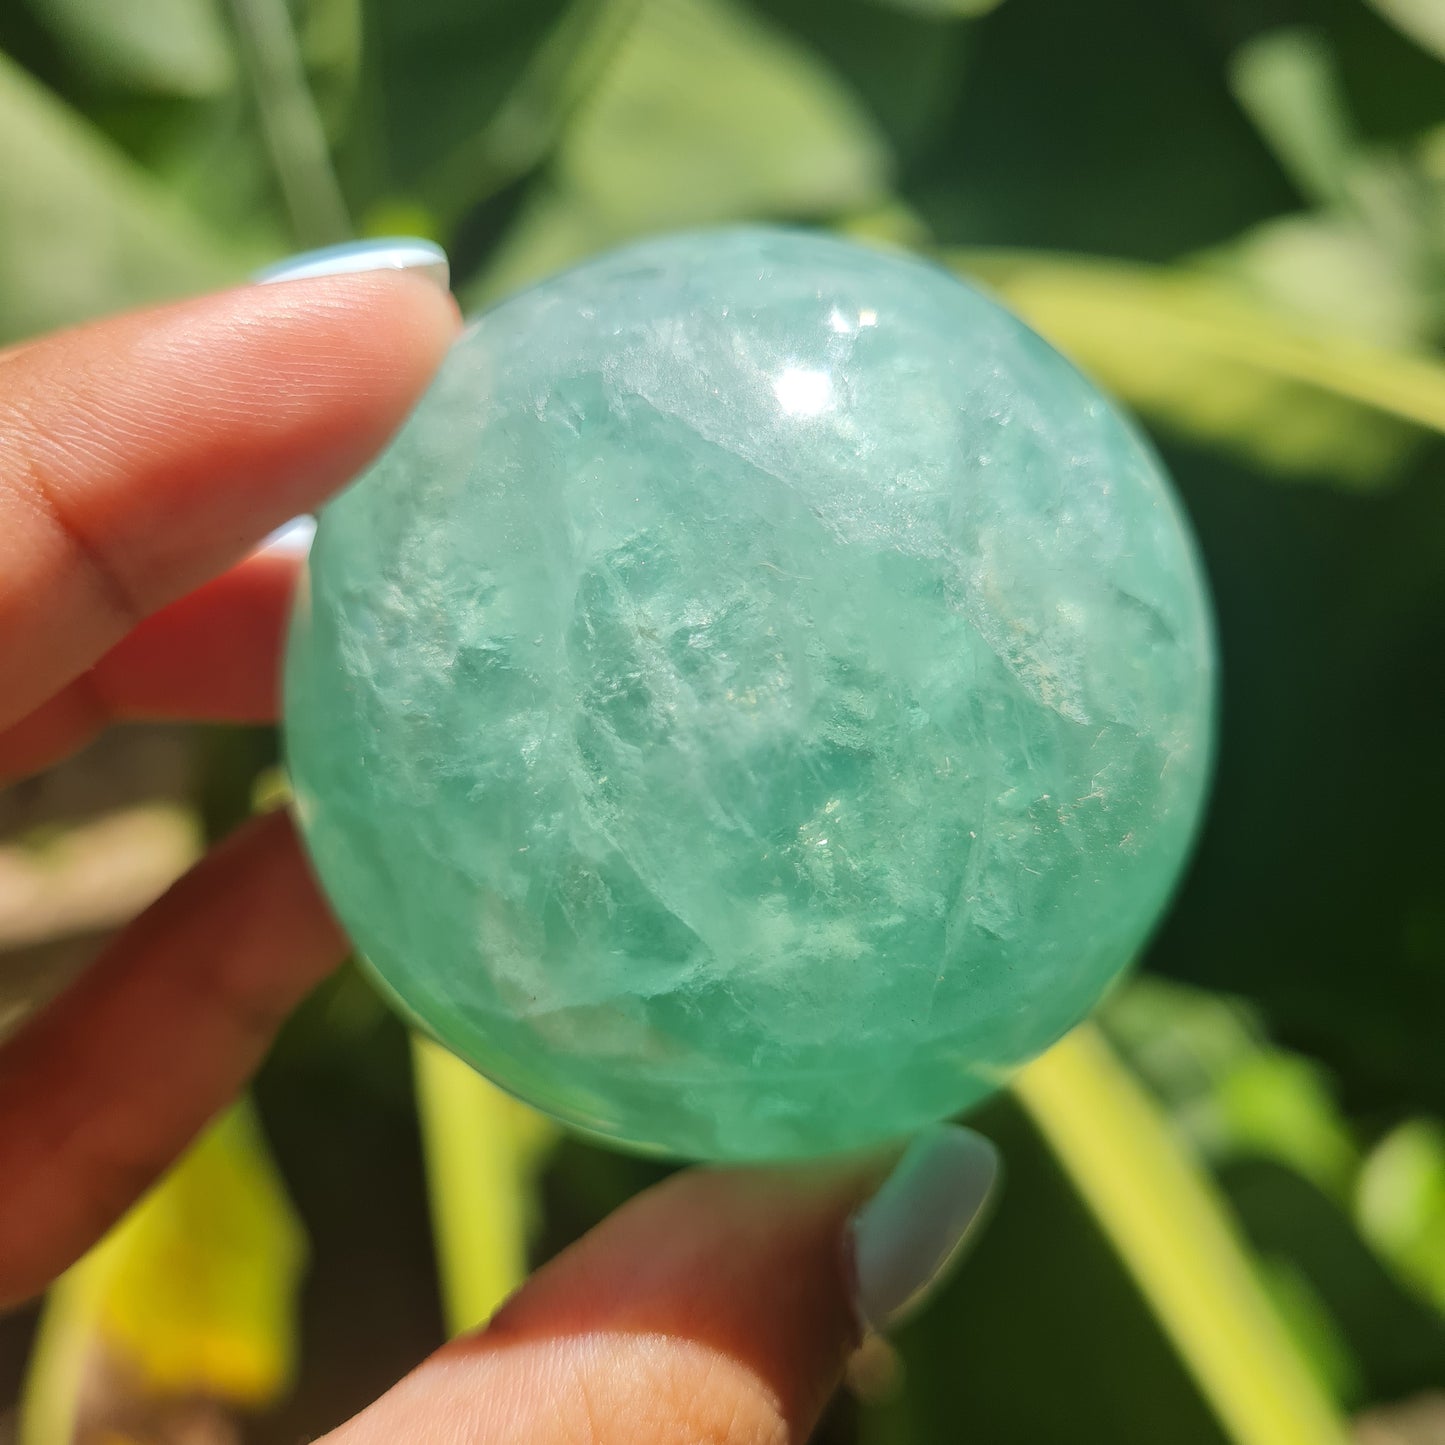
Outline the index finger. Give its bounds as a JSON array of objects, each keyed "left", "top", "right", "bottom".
[{"left": 0, "top": 268, "right": 458, "bottom": 731}]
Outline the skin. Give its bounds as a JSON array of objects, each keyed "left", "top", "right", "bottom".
[{"left": 0, "top": 273, "right": 875, "bottom": 1443}]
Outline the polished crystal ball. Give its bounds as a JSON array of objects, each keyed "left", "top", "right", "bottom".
[{"left": 285, "top": 228, "right": 1214, "bottom": 1161}]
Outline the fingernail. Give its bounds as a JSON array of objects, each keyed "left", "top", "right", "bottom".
[
  {"left": 848, "top": 1125, "right": 999, "bottom": 1334},
  {"left": 260, "top": 515, "right": 317, "bottom": 555},
  {"left": 254, "top": 237, "right": 450, "bottom": 292}
]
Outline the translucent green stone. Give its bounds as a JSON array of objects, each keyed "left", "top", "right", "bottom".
[{"left": 284, "top": 228, "right": 1215, "bottom": 1161}]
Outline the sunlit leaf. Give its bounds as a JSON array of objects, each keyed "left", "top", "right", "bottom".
[
  {"left": 1095, "top": 981, "right": 1445, "bottom": 1400},
  {"left": 1103, "top": 982, "right": 1445, "bottom": 1387},
  {"left": 1357, "top": 1120, "right": 1445, "bottom": 1314},
  {"left": 762, "top": 0, "right": 973, "bottom": 160},
  {"left": 19, "top": 1102, "right": 305, "bottom": 1445},
  {"left": 412, "top": 1036, "right": 557, "bottom": 1335},
  {"left": 1207, "top": 211, "right": 1433, "bottom": 350},
  {"left": 471, "top": 0, "right": 892, "bottom": 303},
  {"left": 23, "top": 0, "right": 235, "bottom": 96},
  {"left": 1101, "top": 979, "right": 1360, "bottom": 1200},
  {"left": 954, "top": 249, "right": 1445, "bottom": 483},
  {"left": 564, "top": 0, "right": 890, "bottom": 222},
  {"left": 1219, "top": 29, "right": 1445, "bottom": 350},
  {"left": 1014, "top": 1025, "right": 1353, "bottom": 1445},
  {"left": 1216, "top": 1056, "right": 1359, "bottom": 1200},
  {"left": 339, "top": 0, "right": 577, "bottom": 222},
  {"left": 1224, "top": 1159, "right": 1445, "bottom": 1407},
  {"left": 1229, "top": 29, "right": 1355, "bottom": 209},
  {"left": 413, "top": 0, "right": 644, "bottom": 229},
  {"left": 1255, "top": 1258, "right": 1365, "bottom": 1406},
  {"left": 0, "top": 52, "right": 241, "bottom": 343},
  {"left": 862, "top": 0, "right": 1003, "bottom": 15},
  {"left": 1366, "top": 0, "right": 1445, "bottom": 63}
]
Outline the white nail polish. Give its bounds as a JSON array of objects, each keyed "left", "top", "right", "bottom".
[
  {"left": 254, "top": 238, "right": 450, "bottom": 292},
  {"left": 849, "top": 1125, "right": 1000, "bottom": 1333},
  {"left": 260, "top": 515, "right": 317, "bottom": 555}
]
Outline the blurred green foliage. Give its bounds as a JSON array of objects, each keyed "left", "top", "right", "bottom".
[{"left": 3, "top": 0, "right": 1445, "bottom": 1440}]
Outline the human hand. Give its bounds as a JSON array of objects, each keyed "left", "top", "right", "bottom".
[{"left": 0, "top": 242, "right": 996, "bottom": 1443}]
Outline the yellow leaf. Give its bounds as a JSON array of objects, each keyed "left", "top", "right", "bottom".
[
  {"left": 954, "top": 249, "right": 1445, "bottom": 483},
  {"left": 412, "top": 1036, "right": 558, "bottom": 1336},
  {"left": 20, "top": 1101, "right": 304, "bottom": 1445},
  {"left": 1014, "top": 1025, "right": 1352, "bottom": 1445}
]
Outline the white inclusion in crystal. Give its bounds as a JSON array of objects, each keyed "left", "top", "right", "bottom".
[{"left": 773, "top": 366, "right": 833, "bottom": 417}]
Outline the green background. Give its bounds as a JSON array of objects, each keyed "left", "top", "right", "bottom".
[{"left": 2, "top": 0, "right": 1444, "bottom": 1441}]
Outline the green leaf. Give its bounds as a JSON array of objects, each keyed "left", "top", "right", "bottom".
[
  {"left": 1220, "top": 27, "right": 1445, "bottom": 351},
  {"left": 298, "top": 0, "right": 363, "bottom": 136},
  {"left": 1216, "top": 1055, "right": 1360, "bottom": 1200},
  {"left": 1102, "top": 979, "right": 1360, "bottom": 1200},
  {"left": 1366, "top": 0, "right": 1445, "bottom": 64},
  {"left": 759, "top": 0, "right": 973, "bottom": 160},
  {"left": 1014, "top": 1025, "right": 1353, "bottom": 1445},
  {"left": 1357, "top": 1120, "right": 1445, "bottom": 1314},
  {"left": 1229, "top": 29, "right": 1356, "bottom": 210},
  {"left": 74, "top": 0, "right": 359, "bottom": 251},
  {"left": 226, "top": 0, "right": 352, "bottom": 245},
  {"left": 412, "top": 1036, "right": 557, "bottom": 1335},
  {"left": 1098, "top": 982, "right": 1445, "bottom": 1398},
  {"left": 1223, "top": 1159, "right": 1445, "bottom": 1404},
  {"left": 471, "top": 0, "right": 893, "bottom": 303},
  {"left": 19, "top": 1102, "right": 304, "bottom": 1445},
  {"left": 1152, "top": 430, "right": 1445, "bottom": 1124},
  {"left": 340, "top": 0, "right": 577, "bottom": 222},
  {"left": 23, "top": 0, "right": 236, "bottom": 96},
  {"left": 1207, "top": 210, "right": 1434, "bottom": 350},
  {"left": 1254, "top": 1258, "right": 1365, "bottom": 1406},
  {"left": 861, "top": 0, "right": 1003, "bottom": 14},
  {"left": 954, "top": 248, "right": 1445, "bottom": 483},
  {"left": 863, "top": 1087, "right": 1302, "bottom": 1445},
  {"left": 562, "top": 0, "right": 890, "bottom": 224},
  {"left": 410, "top": 0, "right": 645, "bottom": 231},
  {"left": 0, "top": 51, "right": 243, "bottom": 343}
]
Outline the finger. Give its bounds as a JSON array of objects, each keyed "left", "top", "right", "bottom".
[
  {"left": 328, "top": 1127, "right": 998, "bottom": 1445},
  {"left": 0, "top": 267, "right": 457, "bottom": 731},
  {"left": 0, "top": 810, "right": 345, "bottom": 1306},
  {"left": 0, "top": 544, "right": 303, "bottom": 781}
]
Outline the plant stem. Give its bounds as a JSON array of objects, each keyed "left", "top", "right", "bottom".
[
  {"left": 412, "top": 1036, "right": 556, "bottom": 1336},
  {"left": 1015, "top": 1025, "right": 1352, "bottom": 1445},
  {"left": 226, "top": 0, "right": 352, "bottom": 247}
]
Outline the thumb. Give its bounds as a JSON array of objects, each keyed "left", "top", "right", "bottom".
[{"left": 326, "top": 1126, "right": 998, "bottom": 1445}]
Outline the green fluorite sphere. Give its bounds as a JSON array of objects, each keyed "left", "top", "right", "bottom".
[{"left": 285, "top": 228, "right": 1214, "bottom": 1161}]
